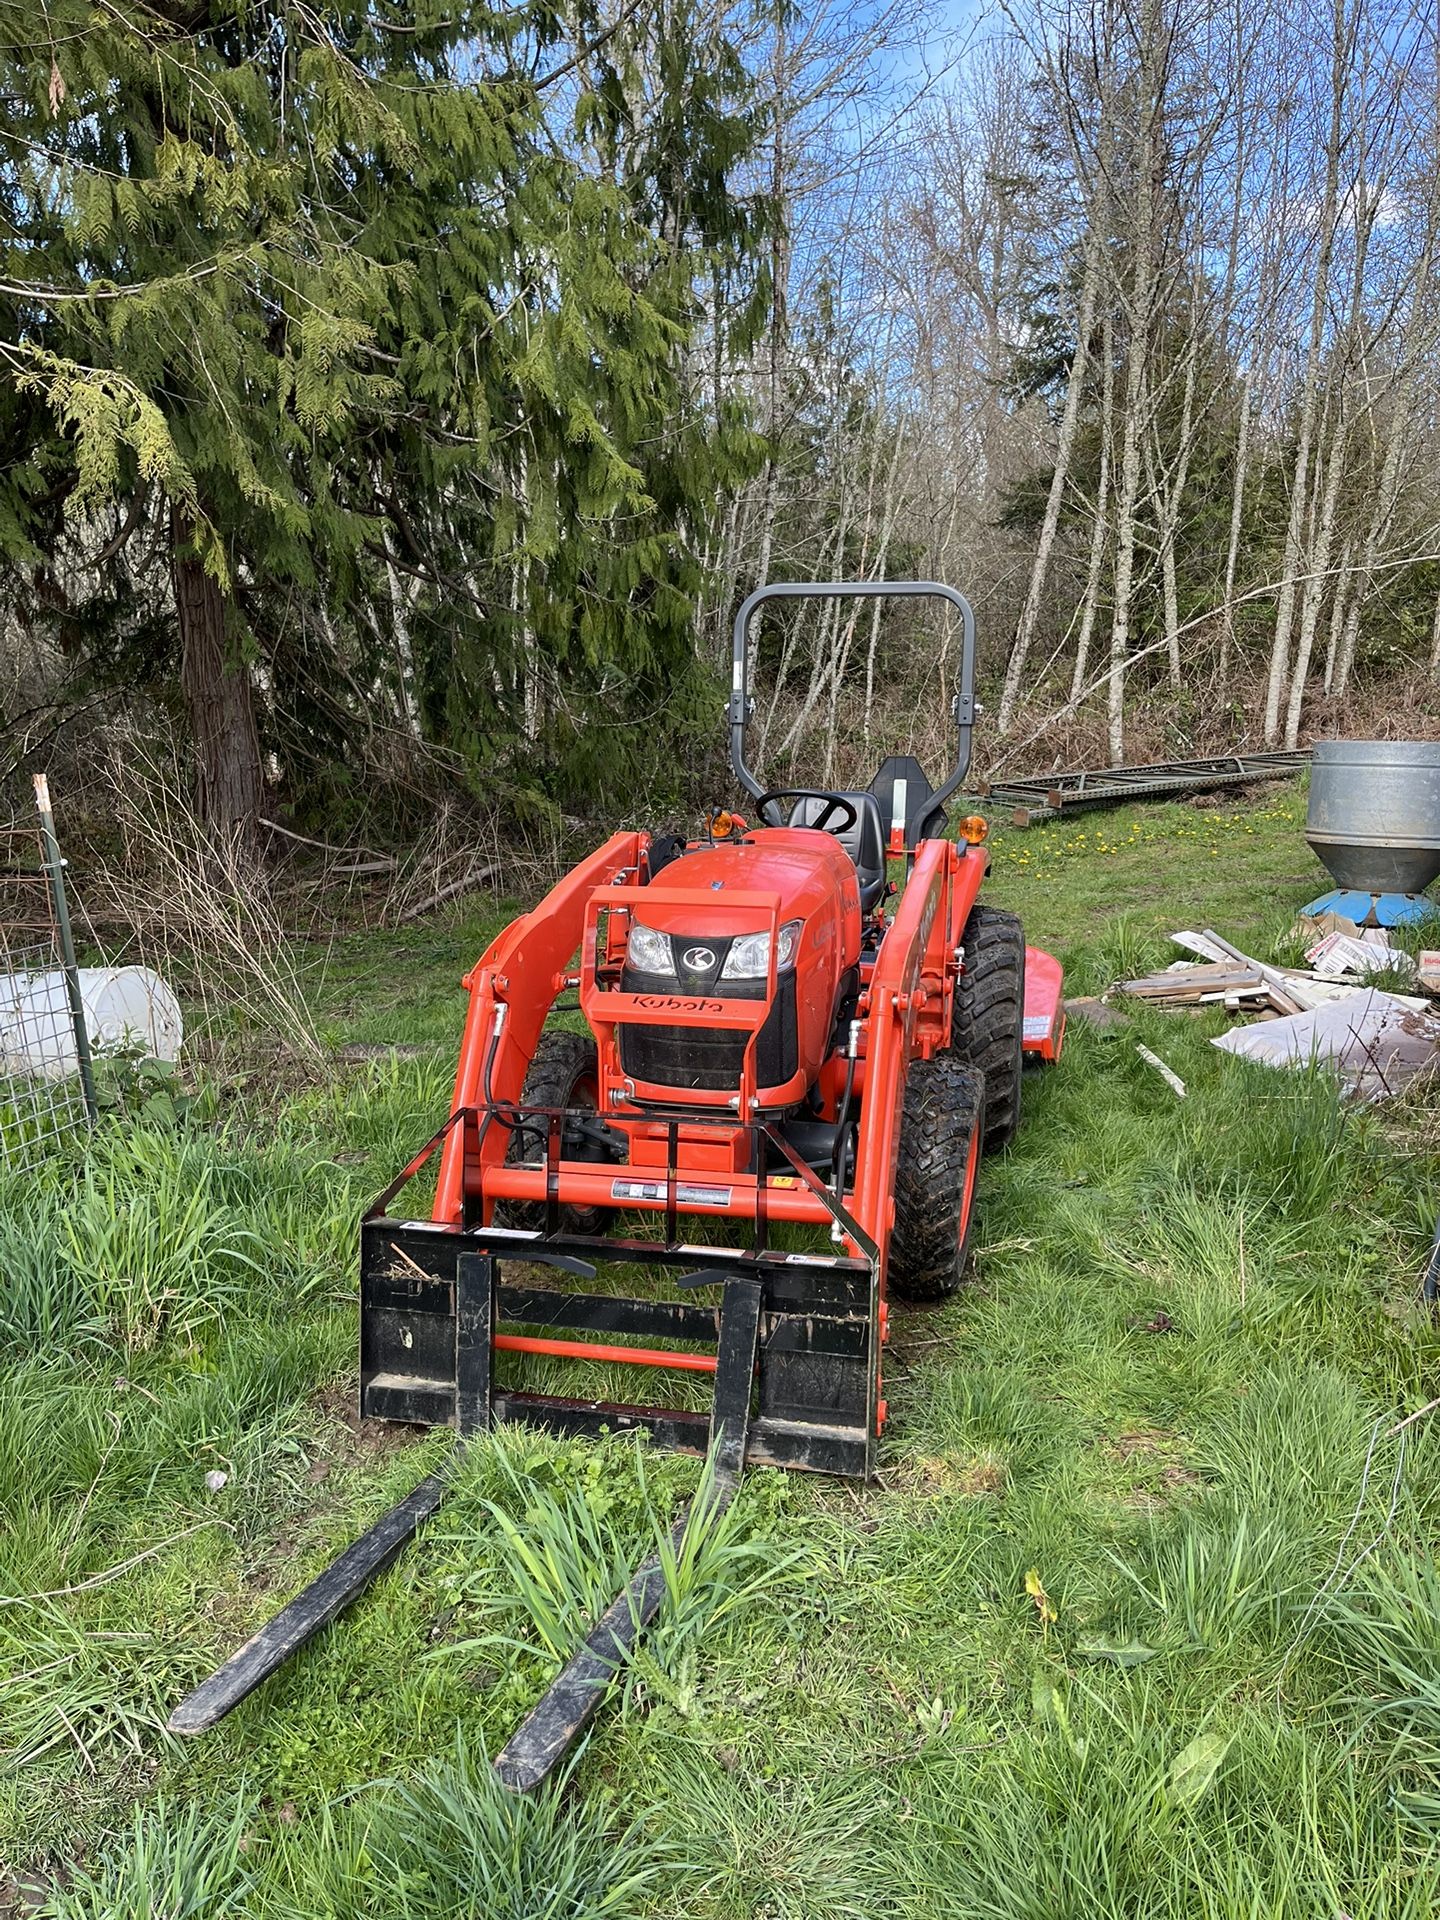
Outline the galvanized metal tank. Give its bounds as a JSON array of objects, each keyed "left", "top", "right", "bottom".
[{"left": 1306, "top": 739, "right": 1440, "bottom": 895}]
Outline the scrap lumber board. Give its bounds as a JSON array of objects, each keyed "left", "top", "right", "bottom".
[
  {"left": 1171, "top": 931, "right": 1306, "bottom": 1016},
  {"left": 1117, "top": 964, "right": 1272, "bottom": 1007}
]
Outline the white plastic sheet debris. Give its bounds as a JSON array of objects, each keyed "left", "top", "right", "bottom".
[
  {"left": 1210, "top": 987, "right": 1440, "bottom": 1099},
  {"left": 0, "top": 966, "right": 182, "bottom": 1079}
]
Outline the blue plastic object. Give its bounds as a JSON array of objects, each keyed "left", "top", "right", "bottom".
[{"left": 1300, "top": 887, "right": 1438, "bottom": 929}]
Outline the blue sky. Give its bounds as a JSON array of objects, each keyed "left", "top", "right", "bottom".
[{"left": 898, "top": 0, "right": 989, "bottom": 81}]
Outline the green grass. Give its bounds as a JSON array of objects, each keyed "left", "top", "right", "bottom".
[
  {"left": 981, "top": 783, "right": 1327, "bottom": 970},
  {"left": 4, "top": 777, "right": 1440, "bottom": 1915}
]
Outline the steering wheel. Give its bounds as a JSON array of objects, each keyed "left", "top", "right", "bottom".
[{"left": 754, "top": 788, "right": 859, "bottom": 836}]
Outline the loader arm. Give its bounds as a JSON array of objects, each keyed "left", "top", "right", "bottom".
[
  {"left": 850, "top": 836, "right": 978, "bottom": 1266},
  {"left": 433, "top": 830, "right": 646, "bottom": 1226}
]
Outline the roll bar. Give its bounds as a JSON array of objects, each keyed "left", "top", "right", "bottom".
[{"left": 728, "top": 580, "right": 978, "bottom": 845}]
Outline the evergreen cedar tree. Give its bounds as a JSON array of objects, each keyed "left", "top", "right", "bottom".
[{"left": 0, "top": 1, "right": 773, "bottom": 832}]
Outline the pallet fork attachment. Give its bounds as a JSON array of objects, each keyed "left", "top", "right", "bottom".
[
  {"left": 166, "top": 1474, "right": 448, "bottom": 1739},
  {"left": 168, "top": 1110, "right": 856, "bottom": 1787}
]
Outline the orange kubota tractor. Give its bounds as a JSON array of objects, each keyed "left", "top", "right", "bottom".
[{"left": 171, "top": 580, "right": 1065, "bottom": 1787}]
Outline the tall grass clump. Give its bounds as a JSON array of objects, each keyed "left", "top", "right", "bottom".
[
  {"left": 0, "top": 1183, "right": 99, "bottom": 1349},
  {"left": 1106, "top": 1502, "right": 1304, "bottom": 1657},
  {"left": 0, "top": 1130, "right": 264, "bottom": 1354},
  {"left": 1317, "top": 1551, "right": 1440, "bottom": 1822},
  {"left": 33, "top": 1797, "right": 254, "bottom": 1919},
  {"left": 60, "top": 1142, "right": 263, "bottom": 1351},
  {"left": 285, "top": 1049, "right": 455, "bottom": 1188},
  {"left": 433, "top": 1435, "right": 804, "bottom": 1709},
  {"left": 1063, "top": 913, "right": 1173, "bottom": 997},
  {"left": 899, "top": 1705, "right": 1440, "bottom": 1920},
  {"left": 1182, "top": 1062, "right": 1358, "bottom": 1224},
  {"left": 0, "top": 1113, "right": 376, "bottom": 1357},
  {"left": 1198, "top": 1365, "right": 1376, "bottom": 1522},
  {"left": 650, "top": 1750, "right": 901, "bottom": 1920},
  {"left": 266, "top": 1737, "right": 677, "bottom": 1920},
  {"left": 0, "top": 1604, "right": 171, "bottom": 1772}
]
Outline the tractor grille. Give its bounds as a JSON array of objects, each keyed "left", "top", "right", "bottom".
[{"left": 619, "top": 969, "right": 798, "bottom": 1093}]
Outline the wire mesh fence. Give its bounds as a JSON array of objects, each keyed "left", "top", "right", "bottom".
[{"left": 0, "top": 796, "right": 96, "bottom": 1176}]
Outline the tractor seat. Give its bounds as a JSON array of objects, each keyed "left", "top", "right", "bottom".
[{"left": 788, "top": 792, "right": 887, "bottom": 912}]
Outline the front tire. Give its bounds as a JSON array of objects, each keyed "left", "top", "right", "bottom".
[
  {"left": 949, "top": 905, "right": 1025, "bottom": 1152},
  {"left": 498, "top": 1030, "right": 608, "bottom": 1236},
  {"left": 888, "top": 1056, "right": 985, "bottom": 1302}
]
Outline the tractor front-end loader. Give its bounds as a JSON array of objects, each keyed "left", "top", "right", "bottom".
[{"left": 170, "top": 580, "right": 1065, "bottom": 1788}]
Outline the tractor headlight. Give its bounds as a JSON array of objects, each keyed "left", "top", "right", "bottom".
[
  {"left": 720, "top": 919, "right": 802, "bottom": 980},
  {"left": 625, "top": 922, "right": 675, "bottom": 974}
]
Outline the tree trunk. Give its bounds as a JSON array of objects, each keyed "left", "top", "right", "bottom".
[
  {"left": 1262, "top": 0, "right": 1348, "bottom": 742},
  {"left": 1284, "top": 394, "right": 1352, "bottom": 748},
  {"left": 1215, "top": 0, "right": 1255, "bottom": 691},
  {"left": 1107, "top": 270, "right": 1154, "bottom": 758},
  {"left": 1332, "top": 211, "right": 1437, "bottom": 695},
  {"left": 1322, "top": 538, "right": 1353, "bottom": 693},
  {"left": 1218, "top": 366, "right": 1254, "bottom": 684},
  {"left": 1159, "top": 335, "right": 1200, "bottom": 686},
  {"left": 385, "top": 553, "right": 422, "bottom": 734},
  {"left": 172, "top": 510, "right": 262, "bottom": 840},
  {"left": 1284, "top": 168, "right": 1383, "bottom": 747},
  {"left": 751, "top": 8, "right": 790, "bottom": 657},
  {"left": 1069, "top": 310, "right": 1114, "bottom": 709},
  {"left": 1335, "top": 591, "right": 1363, "bottom": 696},
  {"left": 1107, "top": 328, "right": 1147, "bottom": 769},
  {"left": 996, "top": 227, "right": 1104, "bottom": 736},
  {"left": 1106, "top": 0, "right": 1164, "bottom": 766}
]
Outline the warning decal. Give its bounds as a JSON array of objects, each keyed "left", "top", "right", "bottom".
[{"left": 611, "top": 1178, "right": 734, "bottom": 1207}]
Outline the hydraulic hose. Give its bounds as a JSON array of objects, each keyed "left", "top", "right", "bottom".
[
  {"left": 478, "top": 1002, "right": 538, "bottom": 1157},
  {"left": 831, "top": 1019, "right": 861, "bottom": 1204}
]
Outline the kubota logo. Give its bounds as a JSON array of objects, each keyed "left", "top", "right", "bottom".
[
  {"left": 634, "top": 994, "right": 724, "bottom": 1013},
  {"left": 681, "top": 945, "right": 717, "bottom": 971}
]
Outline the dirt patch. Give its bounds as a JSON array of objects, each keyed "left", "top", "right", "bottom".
[
  {"left": 1103, "top": 1428, "right": 1204, "bottom": 1503},
  {"left": 900, "top": 1451, "right": 1008, "bottom": 1499},
  {"left": 313, "top": 1379, "right": 429, "bottom": 1463},
  {"left": 1107, "top": 1427, "right": 1175, "bottom": 1460},
  {"left": 0, "top": 1876, "right": 52, "bottom": 1918}
]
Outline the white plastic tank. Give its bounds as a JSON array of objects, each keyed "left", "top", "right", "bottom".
[{"left": 0, "top": 966, "right": 182, "bottom": 1079}]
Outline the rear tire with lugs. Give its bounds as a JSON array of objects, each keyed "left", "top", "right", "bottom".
[
  {"left": 949, "top": 905, "right": 1025, "bottom": 1153},
  {"left": 888, "top": 1056, "right": 985, "bottom": 1302}
]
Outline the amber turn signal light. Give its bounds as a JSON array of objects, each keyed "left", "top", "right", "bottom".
[{"left": 959, "top": 814, "right": 990, "bottom": 845}]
